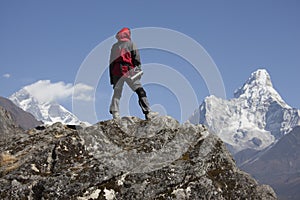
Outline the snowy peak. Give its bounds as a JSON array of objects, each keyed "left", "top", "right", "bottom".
[
  {"left": 234, "top": 69, "right": 273, "bottom": 98},
  {"left": 247, "top": 69, "right": 272, "bottom": 87},
  {"left": 9, "top": 88, "right": 82, "bottom": 125},
  {"left": 195, "top": 69, "right": 300, "bottom": 154},
  {"left": 234, "top": 69, "right": 287, "bottom": 108}
]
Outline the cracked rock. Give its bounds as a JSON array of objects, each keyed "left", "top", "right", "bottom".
[{"left": 0, "top": 116, "right": 277, "bottom": 199}]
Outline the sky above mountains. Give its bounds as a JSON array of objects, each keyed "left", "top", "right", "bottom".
[{"left": 1, "top": 1, "right": 299, "bottom": 123}]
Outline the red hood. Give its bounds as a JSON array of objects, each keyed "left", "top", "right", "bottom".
[{"left": 116, "top": 27, "right": 131, "bottom": 42}]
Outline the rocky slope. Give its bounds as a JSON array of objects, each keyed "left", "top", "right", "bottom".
[
  {"left": 241, "top": 126, "right": 300, "bottom": 200},
  {"left": 9, "top": 89, "right": 81, "bottom": 125},
  {"left": 0, "top": 106, "right": 23, "bottom": 141},
  {"left": 0, "top": 96, "right": 42, "bottom": 130},
  {"left": 0, "top": 115, "right": 276, "bottom": 199}
]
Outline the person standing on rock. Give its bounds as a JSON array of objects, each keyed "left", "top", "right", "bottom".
[{"left": 109, "top": 27, "right": 157, "bottom": 120}]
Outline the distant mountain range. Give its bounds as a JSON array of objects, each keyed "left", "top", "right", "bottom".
[{"left": 9, "top": 88, "right": 82, "bottom": 125}]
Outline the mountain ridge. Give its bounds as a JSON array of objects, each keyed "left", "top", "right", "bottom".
[
  {"left": 0, "top": 106, "right": 23, "bottom": 140},
  {"left": 241, "top": 126, "right": 300, "bottom": 200},
  {"left": 9, "top": 88, "right": 82, "bottom": 125}
]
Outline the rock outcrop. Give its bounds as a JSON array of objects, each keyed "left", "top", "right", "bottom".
[{"left": 0, "top": 116, "right": 277, "bottom": 199}]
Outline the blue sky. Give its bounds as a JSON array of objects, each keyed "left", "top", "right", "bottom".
[{"left": 0, "top": 1, "right": 299, "bottom": 123}]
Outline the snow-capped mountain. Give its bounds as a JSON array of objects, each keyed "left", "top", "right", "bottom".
[
  {"left": 9, "top": 88, "right": 82, "bottom": 125},
  {"left": 192, "top": 69, "right": 300, "bottom": 155}
]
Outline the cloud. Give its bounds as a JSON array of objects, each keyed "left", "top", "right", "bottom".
[
  {"left": 73, "top": 83, "right": 94, "bottom": 101},
  {"left": 24, "top": 80, "right": 94, "bottom": 103},
  {"left": 3, "top": 74, "right": 11, "bottom": 78}
]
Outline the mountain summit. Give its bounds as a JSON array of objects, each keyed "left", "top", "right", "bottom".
[
  {"left": 234, "top": 69, "right": 273, "bottom": 97},
  {"left": 234, "top": 69, "right": 288, "bottom": 108},
  {"left": 9, "top": 88, "right": 81, "bottom": 125},
  {"left": 193, "top": 69, "right": 300, "bottom": 156}
]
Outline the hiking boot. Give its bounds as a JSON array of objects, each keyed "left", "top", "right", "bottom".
[
  {"left": 145, "top": 111, "right": 159, "bottom": 120},
  {"left": 112, "top": 112, "right": 120, "bottom": 119}
]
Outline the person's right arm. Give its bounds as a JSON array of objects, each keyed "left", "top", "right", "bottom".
[{"left": 109, "top": 46, "right": 115, "bottom": 85}]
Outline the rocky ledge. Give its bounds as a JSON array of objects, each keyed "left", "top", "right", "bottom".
[{"left": 0, "top": 116, "right": 277, "bottom": 199}]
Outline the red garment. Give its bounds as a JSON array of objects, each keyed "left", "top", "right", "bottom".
[
  {"left": 109, "top": 28, "right": 141, "bottom": 82},
  {"left": 116, "top": 27, "right": 131, "bottom": 42}
]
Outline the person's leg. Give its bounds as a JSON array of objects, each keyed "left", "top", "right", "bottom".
[
  {"left": 109, "top": 77, "right": 124, "bottom": 118},
  {"left": 126, "top": 78, "right": 151, "bottom": 116},
  {"left": 135, "top": 87, "right": 151, "bottom": 114}
]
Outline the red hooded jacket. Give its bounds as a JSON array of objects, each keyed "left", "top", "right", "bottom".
[{"left": 109, "top": 28, "right": 141, "bottom": 83}]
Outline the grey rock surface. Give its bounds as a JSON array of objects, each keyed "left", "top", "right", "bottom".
[{"left": 0, "top": 116, "right": 277, "bottom": 199}]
